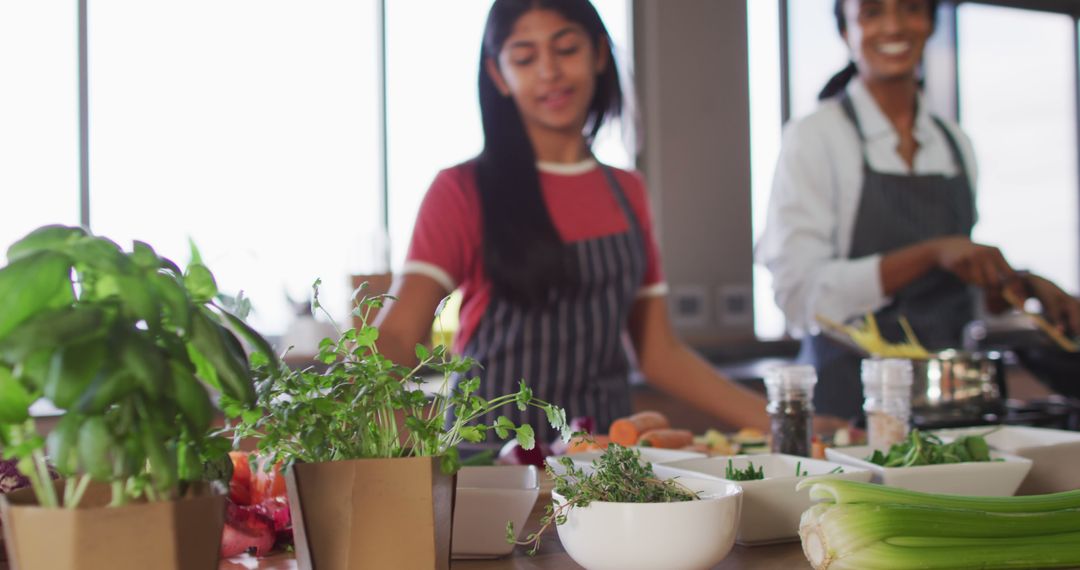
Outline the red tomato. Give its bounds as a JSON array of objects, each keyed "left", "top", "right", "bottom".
[
  {"left": 229, "top": 451, "right": 253, "bottom": 505},
  {"left": 230, "top": 451, "right": 252, "bottom": 481},
  {"left": 250, "top": 457, "right": 287, "bottom": 504}
]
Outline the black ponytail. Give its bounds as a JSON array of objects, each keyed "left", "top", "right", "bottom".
[
  {"left": 818, "top": 0, "right": 940, "bottom": 101},
  {"left": 818, "top": 61, "right": 859, "bottom": 101},
  {"left": 475, "top": 0, "right": 623, "bottom": 306}
]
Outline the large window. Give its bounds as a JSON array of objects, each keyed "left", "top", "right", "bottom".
[
  {"left": 958, "top": 4, "right": 1079, "bottom": 294},
  {"left": 0, "top": 2, "right": 80, "bottom": 252},
  {"left": 747, "top": 0, "right": 784, "bottom": 339},
  {"left": 748, "top": 0, "right": 850, "bottom": 340},
  {"left": 385, "top": 0, "right": 634, "bottom": 269},
  {"left": 4, "top": 1, "right": 632, "bottom": 336},
  {"left": 786, "top": 0, "right": 849, "bottom": 121},
  {"left": 88, "top": 1, "right": 381, "bottom": 334}
]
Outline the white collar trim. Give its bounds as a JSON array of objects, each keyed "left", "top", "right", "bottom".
[
  {"left": 846, "top": 79, "right": 935, "bottom": 143},
  {"left": 536, "top": 158, "right": 598, "bottom": 175}
]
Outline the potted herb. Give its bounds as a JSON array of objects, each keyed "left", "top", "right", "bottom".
[
  {"left": 231, "top": 285, "right": 569, "bottom": 570},
  {"left": 510, "top": 444, "right": 742, "bottom": 569},
  {"left": 0, "top": 225, "right": 275, "bottom": 570}
]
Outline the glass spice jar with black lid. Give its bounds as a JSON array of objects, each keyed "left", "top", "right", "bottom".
[{"left": 764, "top": 365, "right": 817, "bottom": 457}]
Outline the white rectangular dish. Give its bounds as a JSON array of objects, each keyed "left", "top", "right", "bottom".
[
  {"left": 932, "top": 425, "right": 1080, "bottom": 494},
  {"left": 652, "top": 454, "right": 871, "bottom": 545},
  {"left": 825, "top": 445, "right": 1032, "bottom": 496},
  {"left": 452, "top": 465, "right": 539, "bottom": 559}
]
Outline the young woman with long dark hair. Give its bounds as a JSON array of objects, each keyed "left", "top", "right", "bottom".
[
  {"left": 757, "top": 0, "right": 1080, "bottom": 419},
  {"left": 376, "top": 0, "right": 849, "bottom": 441}
]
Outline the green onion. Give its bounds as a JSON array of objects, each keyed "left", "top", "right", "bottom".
[
  {"left": 724, "top": 459, "right": 764, "bottom": 481},
  {"left": 798, "top": 479, "right": 1080, "bottom": 569},
  {"left": 797, "top": 478, "right": 1080, "bottom": 512}
]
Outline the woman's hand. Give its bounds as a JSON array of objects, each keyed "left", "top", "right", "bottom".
[
  {"left": 931, "top": 236, "right": 1015, "bottom": 288},
  {"left": 1022, "top": 274, "right": 1080, "bottom": 336},
  {"left": 812, "top": 414, "right": 859, "bottom": 437}
]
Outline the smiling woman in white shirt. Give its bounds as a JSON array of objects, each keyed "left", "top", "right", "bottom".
[{"left": 756, "top": 0, "right": 1080, "bottom": 419}]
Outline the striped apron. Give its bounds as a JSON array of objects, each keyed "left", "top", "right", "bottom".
[
  {"left": 461, "top": 165, "right": 647, "bottom": 444},
  {"left": 800, "top": 94, "right": 976, "bottom": 419}
]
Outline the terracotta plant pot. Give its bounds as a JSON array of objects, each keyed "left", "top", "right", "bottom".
[
  {"left": 0, "top": 483, "right": 224, "bottom": 570},
  {"left": 286, "top": 455, "right": 455, "bottom": 570}
]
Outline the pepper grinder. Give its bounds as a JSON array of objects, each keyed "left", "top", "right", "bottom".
[{"left": 764, "top": 364, "right": 817, "bottom": 457}]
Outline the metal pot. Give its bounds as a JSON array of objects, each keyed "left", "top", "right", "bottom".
[{"left": 910, "top": 349, "right": 1006, "bottom": 426}]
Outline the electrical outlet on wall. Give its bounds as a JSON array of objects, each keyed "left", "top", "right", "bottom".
[
  {"left": 670, "top": 284, "right": 708, "bottom": 328},
  {"left": 716, "top": 284, "right": 752, "bottom": 326}
]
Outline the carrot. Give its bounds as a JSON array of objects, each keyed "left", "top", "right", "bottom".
[
  {"left": 609, "top": 411, "right": 670, "bottom": 446},
  {"left": 566, "top": 436, "right": 594, "bottom": 454},
  {"left": 566, "top": 434, "right": 612, "bottom": 454},
  {"left": 637, "top": 428, "right": 694, "bottom": 449}
]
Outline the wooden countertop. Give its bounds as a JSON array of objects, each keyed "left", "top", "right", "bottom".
[
  {"left": 220, "top": 542, "right": 808, "bottom": 570},
  {"left": 220, "top": 476, "right": 811, "bottom": 570}
]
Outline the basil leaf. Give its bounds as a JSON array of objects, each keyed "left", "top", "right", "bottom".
[
  {"left": 0, "top": 251, "right": 74, "bottom": 341},
  {"left": 6, "top": 225, "right": 85, "bottom": 263},
  {"left": 184, "top": 263, "right": 218, "bottom": 303},
  {"left": 0, "top": 366, "right": 33, "bottom": 423}
]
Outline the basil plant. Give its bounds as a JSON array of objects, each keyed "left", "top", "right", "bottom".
[{"left": 0, "top": 225, "right": 277, "bottom": 508}]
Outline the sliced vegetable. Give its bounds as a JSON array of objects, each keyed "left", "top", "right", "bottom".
[
  {"left": 564, "top": 434, "right": 610, "bottom": 454},
  {"left": 609, "top": 411, "right": 669, "bottom": 447},
  {"left": 636, "top": 428, "right": 693, "bottom": 449}
]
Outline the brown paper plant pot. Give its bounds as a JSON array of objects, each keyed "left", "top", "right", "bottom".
[
  {"left": 0, "top": 482, "right": 225, "bottom": 570},
  {"left": 286, "top": 455, "right": 456, "bottom": 570}
]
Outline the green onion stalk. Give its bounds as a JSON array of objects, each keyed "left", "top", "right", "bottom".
[{"left": 797, "top": 479, "right": 1080, "bottom": 570}]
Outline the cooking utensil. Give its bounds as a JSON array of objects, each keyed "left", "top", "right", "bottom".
[
  {"left": 1002, "top": 289, "right": 1079, "bottom": 352},
  {"left": 910, "top": 349, "right": 1006, "bottom": 425},
  {"left": 814, "top": 316, "right": 1006, "bottom": 425},
  {"left": 814, "top": 314, "right": 871, "bottom": 357}
]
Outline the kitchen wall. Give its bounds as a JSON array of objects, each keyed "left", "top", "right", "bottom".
[{"left": 634, "top": 0, "right": 757, "bottom": 347}]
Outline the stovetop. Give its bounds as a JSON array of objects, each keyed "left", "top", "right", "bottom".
[{"left": 913, "top": 397, "right": 1080, "bottom": 431}]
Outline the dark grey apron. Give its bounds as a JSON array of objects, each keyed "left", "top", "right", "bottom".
[
  {"left": 799, "top": 95, "right": 976, "bottom": 419},
  {"left": 460, "top": 165, "right": 647, "bottom": 443}
]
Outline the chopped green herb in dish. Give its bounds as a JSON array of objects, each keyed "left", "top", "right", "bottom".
[
  {"left": 724, "top": 459, "right": 843, "bottom": 480},
  {"left": 866, "top": 429, "right": 995, "bottom": 467},
  {"left": 725, "top": 460, "right": 765, "bottom": 481}
]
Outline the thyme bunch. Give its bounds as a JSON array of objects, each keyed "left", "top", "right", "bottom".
[{"left": 508, "top": 443, "right": 698, "bottom": 555}]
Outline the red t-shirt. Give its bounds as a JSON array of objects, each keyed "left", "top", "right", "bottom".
[{"left": 404, "top": 159, "right": 667, "bottom": 352}]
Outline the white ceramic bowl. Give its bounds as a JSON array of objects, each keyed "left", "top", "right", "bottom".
[
  {"left": 554, "top": 475, "right": 741, "bottom": 570},
  {"left": 825, "top": 445, "right": 1032, "bottom": 496},
  {"left": 654, "top": 454, "right": 871, "bottom": 545},
  {"left": 933, "top": 426, "right": 1080, "bottom": 495},
  {"left": 552, "top": 446, "right": 705, "bottom": 472},
  {"left": 451, "top": 465, "right": 539, "bottom": 559}
]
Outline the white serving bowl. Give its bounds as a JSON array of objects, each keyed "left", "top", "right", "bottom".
[
  {"left": 451, "top": 465, "right": 539, "bottom": 559},
  {"left": 825, "top": 445, "right": 1032, "bottom": 496},
  {"left": 553, "top": 446, "right": 705, "bottom": 472},
  {"left": 554, "top": 475, "right": 741, "bottom": 570},
  {"left": 653, "top": 454, "right": 871, "bottom": 545},
  {"left": 933, "top": 425, "right": 1080, "bottom": 495}
]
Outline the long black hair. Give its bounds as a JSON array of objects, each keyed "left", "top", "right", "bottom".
[
  {"left": 818, "top": 0, "right": 939, "bottom": 100},
  {"left": 476, "top": 0, "right": 622, "bottom": 306}
]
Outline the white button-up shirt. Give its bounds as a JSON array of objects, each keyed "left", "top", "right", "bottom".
[{"left": 755, "top": 79, "right": 979, "bottom": 337}]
